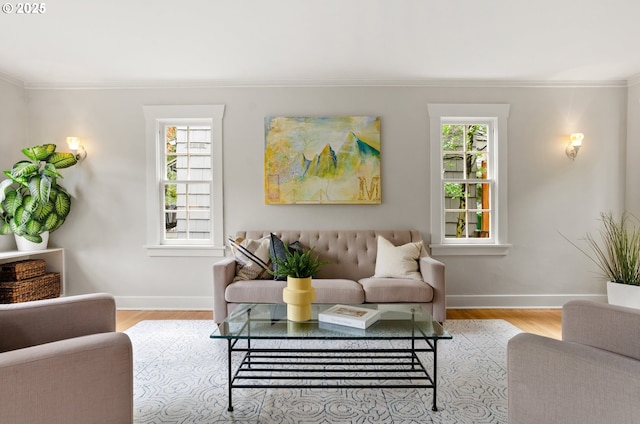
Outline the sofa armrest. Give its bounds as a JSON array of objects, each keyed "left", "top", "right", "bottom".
[
  {"left": 0, "top": 332, "right": 133, "bottom": 424},
  {"left": 419, "top": 255, "right": 446, "bottom": 323},
  {"left": 0, "top": 293, "right": 116, "bottom": 353},
  {"left": 508, "top": 332, "right": 640, "bottom": 424},
  {"left": 563, "top": 300, "right": 640, "bottom": 360},
  {"left": 213, "top": 257, "right": 237, "bottom": 323}
]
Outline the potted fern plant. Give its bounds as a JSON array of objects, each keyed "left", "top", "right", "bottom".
[
  {"left": 270, "top": 246, "right": 328, "bottom": 321},
  {"left": 566, "top": 211, "right": 640, "bottom": 308},
  {"left": 0, "top": 144, "right": 78, "bottom": 251}
]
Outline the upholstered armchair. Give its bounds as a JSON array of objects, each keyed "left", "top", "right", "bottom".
[
  {"left": 508, "top": 300, "right": 640, "bottom": 424},
  {"left": 0, "top": 293, "right": 133, "bottom": 424}
]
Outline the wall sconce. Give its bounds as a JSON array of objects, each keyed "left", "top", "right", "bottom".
[
  {"left": 566, "top": 133, "right": 583, "bottom": 160},
  {"left": 66, "top": 137, "right": 87, "bottom": 161}
]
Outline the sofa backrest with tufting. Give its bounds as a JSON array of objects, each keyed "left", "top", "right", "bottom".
[{"left": 239, "top": 230, "right": 425, "bottom": 281}]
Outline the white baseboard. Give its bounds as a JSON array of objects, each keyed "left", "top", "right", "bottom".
[
  {"left": 114, "top": 296, "right": 213, "bottom": 311},
  {"left": 446, "top": 294, "right": 607, "bottom": 309}
]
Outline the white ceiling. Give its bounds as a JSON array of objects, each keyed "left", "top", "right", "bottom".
[{"left": 1, "top": 0, "right": 639, "bottom": 87}]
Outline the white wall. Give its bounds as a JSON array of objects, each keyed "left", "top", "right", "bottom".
[
  {"left": 17, "top": 84, "right": 628, "bottom": 309},
  {"left": 0, "top": 77, "right": 27, "bottom": 251},
  {"left": 626, "top": 81, "right": 640, "bottom": 216}
]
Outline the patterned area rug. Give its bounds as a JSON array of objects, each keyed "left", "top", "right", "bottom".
[{"left": 125, "top": 319, "right": 521, "bottom": 424}]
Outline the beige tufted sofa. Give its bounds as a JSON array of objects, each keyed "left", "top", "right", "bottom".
[{"left": 213, "top": 230, "right": 446, "bottom": 323}]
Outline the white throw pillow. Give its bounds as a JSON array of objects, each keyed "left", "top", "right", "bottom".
[{"left": 373, "top": 236, "right": 423, "bottom": 280}]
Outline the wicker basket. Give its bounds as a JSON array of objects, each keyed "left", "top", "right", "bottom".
[
  {"left": 0, "top": 272, "right": 61, "bottom": 303},
  {"left": 0, "top": 259, "right": 47, "bottom": 282}
]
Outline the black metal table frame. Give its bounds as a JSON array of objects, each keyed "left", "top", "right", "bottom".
[{"left": 223, "top": 308, "right": 442, "bottom": 412}]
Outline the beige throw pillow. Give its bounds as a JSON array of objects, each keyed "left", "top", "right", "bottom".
[{"left": 373, "top": 236, "right": 423, "bottom": 280}]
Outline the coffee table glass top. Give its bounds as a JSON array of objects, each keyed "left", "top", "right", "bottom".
[{"left": 211, "top": 303, "right": 451, "bottom": 340}]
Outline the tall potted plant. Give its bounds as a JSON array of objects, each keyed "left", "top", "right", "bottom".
[
  {"left": 270, "top": 246, "right": 328, "bottom": 322},
  {"left": 0, "top": 144, "right": 78, "bottom": 251},
  {"left": 566, "top": 211, "right": 640, "bottom": 308}
]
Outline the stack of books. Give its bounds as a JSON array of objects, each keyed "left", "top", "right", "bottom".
[{"left": 318, "top": 304, "right": 380, "bottom": 329}]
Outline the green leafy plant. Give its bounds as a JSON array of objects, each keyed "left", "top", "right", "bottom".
[
  {"left": 444, "top": 182, "right": 463, "bottom": 199},
  {"left": 270, "top": 246, "right": 330, "bottom": 279},
  {"left": 0, "top": 144, "right": 78, "bottom": 243},
  {"left": 564, "top": 211, "right": 640, "bottom": 286}
]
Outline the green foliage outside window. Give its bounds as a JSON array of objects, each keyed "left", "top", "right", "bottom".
[
  {"left": 445, "top": 182, "right": 463, "bottom": 200},
  {"left": 165, "top": 127, "right": 177, "bottom": 206}
]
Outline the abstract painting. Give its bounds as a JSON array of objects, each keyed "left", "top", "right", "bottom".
[{"left": 264, "top": 116, "right": 381, "bottom": 204}]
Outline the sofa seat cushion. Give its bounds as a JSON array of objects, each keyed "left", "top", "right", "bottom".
[
  {"left": 312, "top": 279, "right": 365, "bottom": 304},
  {"left": 225, "top": 280, "right": 286, "bottom": 303},
  {"left": 225, "top": 279, "right": 365, "bottom": 305},
  {"left": 359, "top": 278, "right": 434, "bottom": 303}
]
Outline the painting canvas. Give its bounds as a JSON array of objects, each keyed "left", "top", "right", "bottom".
[{"left": 264, "top": 116, "right": 381, "bottom": 204}]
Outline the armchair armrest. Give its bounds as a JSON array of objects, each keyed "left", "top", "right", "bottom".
[
  {"left": 419, "top": 255, "right": 446, "bottom": 323},
  {"left": 0, "top": 332, "right": 133, "bottom": 424},
  {"left": 0, "top": 293, "right": 116, "bottom": 353},
  {"left": 213, "top": 257, "right": 237, "bottom": 323},
  {"left": 508, "top": 332, "right": 640, "bottom": 424},
  {"left": 563, "top": 300, "right": 640, "bottom": 360}
]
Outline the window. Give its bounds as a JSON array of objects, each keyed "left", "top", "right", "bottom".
[
  {"left": 428, "top": 104, "right": 510, "bottom": 256},
  {"left": 143, "top": 105, "right": 225, "bottom": 257},
  {"left": 163, "top": 124, "right": 212, "bottom": 242}
]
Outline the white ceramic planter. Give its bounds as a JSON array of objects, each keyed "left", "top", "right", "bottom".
[
  {"left": 14, "top": 231, "right": 49, "bottom": 252},
  {"left": 607, "top": 281, "right": 640, "bottom": 309}
]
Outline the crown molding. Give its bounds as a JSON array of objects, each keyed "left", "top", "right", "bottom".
[
  {"left": 0, "top": 71, "right": 25, "bottom": 88},
  {"left": 22, "top": 78, "right": 631, "bottom": 90},
  {"left": 628, "top": 74, "right": 640, "bottom": 87}
]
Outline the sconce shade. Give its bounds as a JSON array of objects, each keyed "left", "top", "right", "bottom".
[
  {"left": 66, "top": 136, "right": 86, "bottom": 161},
  {"left": 570, "top": 133, "right": 584, "bottom": 147},
  {"left": 66, "top": 137, "right": 80, "bottom": 151},
  {"left": 566, "top": 133, "right": 583, "bottom": 160}
]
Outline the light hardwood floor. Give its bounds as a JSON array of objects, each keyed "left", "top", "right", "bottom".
[
  {"left": 446, "top": 309, "right": 562, "bottom": 339},
  {"left": 117, "top": 308, "right": 563, "bottom": 339},
  {"left": 116, "top": 310, "right": 213, "bottom": 332}
]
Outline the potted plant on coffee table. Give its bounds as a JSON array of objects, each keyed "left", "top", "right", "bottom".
[
  {"left": 270, "top": 245, "right": 328, "bottom": 322},
  {"left": 0, "top": 144, "right": 78, "bottom": 251},
  {"left": 565, "top": 211, "right": 640, "bottom": 308}
]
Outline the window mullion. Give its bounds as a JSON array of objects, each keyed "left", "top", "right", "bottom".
[
  {"left": 186, "top": 125, "right": 191, "bottom": 181},
  {"left": 184, "top": 183, "right": 190, "bottom": 240}
]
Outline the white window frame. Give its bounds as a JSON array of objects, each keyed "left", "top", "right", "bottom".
[
  {"left": 428, "top": 104, "right": 511, "bottom": 256},
  {"left": 143, "top": 105, "right": 225, "bottom": 257}
]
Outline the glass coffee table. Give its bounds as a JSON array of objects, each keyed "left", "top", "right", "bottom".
[{"left": 210, "top": 303, "right": 451, "bottom": 412}]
